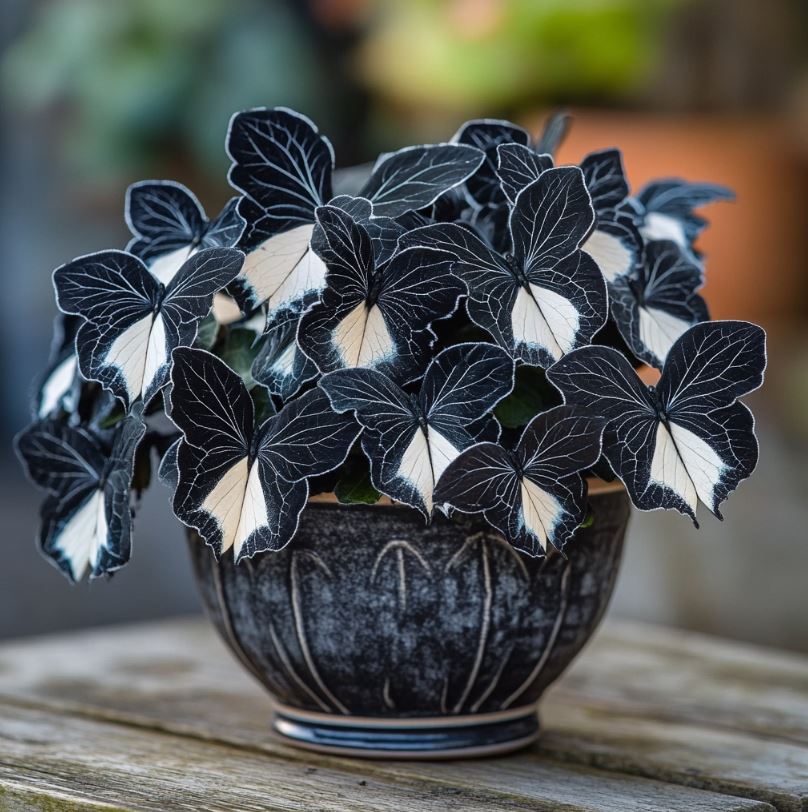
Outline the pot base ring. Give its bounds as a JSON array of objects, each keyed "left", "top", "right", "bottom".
[{"left": 271, "top": 704, "right": 540, "bottom": 759}]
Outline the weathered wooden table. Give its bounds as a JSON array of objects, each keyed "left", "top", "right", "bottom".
[{"left": 0, "top": 617, "right": 806, "bottom": 811}]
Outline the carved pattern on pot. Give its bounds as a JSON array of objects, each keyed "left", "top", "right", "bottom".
[{"left": 187, "top": 489, "right": 630, "bottom": 720}]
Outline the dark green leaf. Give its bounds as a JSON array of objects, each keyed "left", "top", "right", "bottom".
[
  {"left": 251, "top": 385, "right": 277, "bottom": 424},
  {"left": 494, "top": 365, "right": 559, "bottom": 429},
  {"left": 218, "top": 327, "right": 261, "bottom": 389},
  {"left": 195, "top": 313, "right": 220, "bottom": 350},
  {"left": 96, "top": 404, "right": 126, "bottom": 429},
  {"left": 335, "top": 457, "right": 381, "bottom": 505}
]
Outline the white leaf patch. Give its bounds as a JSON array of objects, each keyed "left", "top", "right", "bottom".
[
  {"left": 511, "top": 284, "right": 580, "bottom": 361},
  {"left": 54, "top": 489, "right": 108, "bottom": 581},
  {"left": 398, "top": 426, "right": 459, "bottom": 513},
  {"left": 638, "top": 306, "right": 692, "bottom": 366},
  {"left": 211, "top": 293, "right": 243, "bottom": 325},
  {"left": 142, "top": 312, "right": 167, "bottom": 397},
  {"left": 240, "top": 224, "right": 327, "bottom": 312},
  {"left": 583, "top": 228, "right": 633, "bottom": 281},
  {"left": 201, "top": 456, "right": 270, "bottom": 559},
  {"left": 332, "top": 301, "right": 395, "bottom": 368},
  {"left": 272, "top": 341, "right": 297, "bottom": 375},
  {"left": 38, "top": 354, "right": 77, "bottom": 418},
  {"left": 104, "top": 313, "right": 153, "bottom": 403},
  {"left": 148, "top": 245, "right": 195, "bottom": 285},
  {"left": 650, "top": 421, "right": 726, "bottom": 514},
  {"left": 640, "top": 212, "right": 687, "bottom": 249},
  {"left": 103, "top": 311, "right": 168, "bottom": 403},
  {"left": 519, "top": 478, "right": 562, "bottom": 552}
]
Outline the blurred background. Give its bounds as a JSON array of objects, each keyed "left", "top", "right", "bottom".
[{"left": 1, "top": 0, "right": 806, "bottom": 649}]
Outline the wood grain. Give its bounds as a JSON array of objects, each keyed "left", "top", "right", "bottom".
[
  {"left": 0, "top": 618, "right": 805, "bottom": 811},
  {"left": 552, "top": 621, "right": 808, "bottom": 744},
  {"left": 0, "top": 703, "right": 773, "bottom": 812}
]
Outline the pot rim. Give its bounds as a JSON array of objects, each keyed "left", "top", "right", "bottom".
[{"left": 308, "top": 476, "right": 624, "bottom": 507}]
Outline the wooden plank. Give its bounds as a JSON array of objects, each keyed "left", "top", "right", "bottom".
[
  {"left": 0, "top": 619, "right": 803, "bottom": 810},
  {"left": 551, "top": 620, "right": 808, "bottom": 744},
  {"left": 0, "top": 703, "right": 771, "bottom": 812},
  {"left": 537, "top": 705, "right": 808, "bottom": 812}
]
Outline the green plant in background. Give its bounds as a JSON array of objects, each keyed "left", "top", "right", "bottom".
[
  {"left": 356, "top": 0, "right": 681, "bottom": 112},
  {"left": 2, "top": 0, "right": 334, "bottom": 180}
]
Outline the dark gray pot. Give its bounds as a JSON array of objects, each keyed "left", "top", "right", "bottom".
[{"left": 188, "top": 483, "right": 630, "bottom": 758}]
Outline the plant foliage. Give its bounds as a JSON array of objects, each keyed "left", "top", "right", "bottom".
[{"left": 15, "top": 107, "right": 764, "bottom": 582}]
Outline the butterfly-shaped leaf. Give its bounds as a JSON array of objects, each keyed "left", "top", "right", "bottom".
[
  {"left": 226, "top": 107, "right": 482, "bottom": 318},
  {"left": 456, "top": 113, "right": 568, "bottom": 208},
  {"left": 126, "top": 180, "right": 245, "bottom": 285},
  {"left": 433, "top": 406, "right": 604, "bottom": 557},
  {"left": 430, "top": 112, "right": 569, "bottom": 249},
  {"left": 33, "top": 313, "right": 82, "bottom": 420},
  {"left": 54, "top": 247, "right": 243, "bottom": 411},
  {"left": 547, "top": 320, "right": 766, "bottom": 525},
  {"left": 633, "top": 178, "right": 734, "bottom": 255},
  {"left": 579, "top": 149, "right": 643, "bottom": 283},
  {"left": 252, "top": 307, "right": 317, "bottom": 401},
  {"left": 452, "top": 119, "right": 530, "bottom": 207},
  {"left": 169, "top": 347, "right": 359, "bottom": 560},
  {"left": 226, "top": 107, "right": 335, "bottom": 315},
  {"left": 15, "top": 412, "right": 145, "bottom": 581},
  {"left": 320, "top": 342, "right": 514, "bottom": 518},
  {"left": 402, "top": 168, "right": 607, "bottom": 367},
  {"left": 359, "top": 142, "right": 484, "bottom": 218},
  {"left": 580, "top": 149, "right": 630, "bottom": 213},
  {"left": 609, "top": 240, "right": 709, "bottom": 369},
  {"left": 298, "top": 205, "right": 464, "bottom": 382},
  {"left": 329, "top": 194, "right": 410, "bottom": 267},
  {"left": 496, "top": 143, "right": 554, "bottom": 205}
]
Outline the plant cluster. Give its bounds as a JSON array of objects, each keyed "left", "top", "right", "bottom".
[{"left": 16, "top": 108, "right": 766, "bottom": 582}]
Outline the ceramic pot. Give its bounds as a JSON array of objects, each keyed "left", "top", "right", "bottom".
[{"left": 188, "top": 480, "right": 630, "bottom": 758}]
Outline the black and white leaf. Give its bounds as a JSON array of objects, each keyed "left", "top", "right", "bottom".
[
  {"left": 252, "top": 307, "right": 317, "bottom": 401},
  {"left": 359, "top": 143, "right": 485, "bottom": 218},
  {"left": 401, "top": 168, "right": 607, "bottom": 368},
  {"left": 609, "top": 240, "right": 709, "bottom": 369},
  {"left": 33, "top": 313, "right": 82, "bottom": 420},
  {"left": 15, "top": 412, "right": 146, "bottom": 582},
  {"left": 579, "top": 149, "right": 643, "bottom": 283},
  {"left": 320, "top": 342, "right": 514, "bottom": 518},
  {"left": 126, "top": 180, "right": 245, "bottom": 285},
  {"left": 582, "top": 212, "right": 643, "bottom": 283},
  {"left": 633, "top": 178, "right": 734, "bottom": 253},
  {"left": 298, "top": 205, "right": 464, "bottom": 382},
  {"left": 476, "top": 110, "right": 568, "bottom": 209},
  {"left": 54, "top": 247, "right": 243, "bottom": 410},
  {"left": 158, "top": 436, "right": 181, "bottom": 491},
  {"left": 329, "top": 194, "right": 408, "bottom": 267},
  {"left": 226, "top": 107, "right": 334, "bottom": 315},
  {"left": 433, "top": 406, "right": 604, "bottom": 557},
  {"left": 452, "top": 119, "right": 530, "bottom": 206},
  {"left": 466, "top": 111, "right": 567, "bottom": 207},
  {"left": 169, "top": 347, "right": 359, "bottom": 560},
  {"left": 496, "top": 143, "right": 553, "bottom": 205},
  {"left": 547, "top": 320, "right": 766, "bottom": 525},
  {"left": 580, "top": 149, "right": 630, "bottom": 214}
]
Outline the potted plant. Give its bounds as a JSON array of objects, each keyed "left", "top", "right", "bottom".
[{"left": 16, "top": 108, "right": 766, "bottom": 758}]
